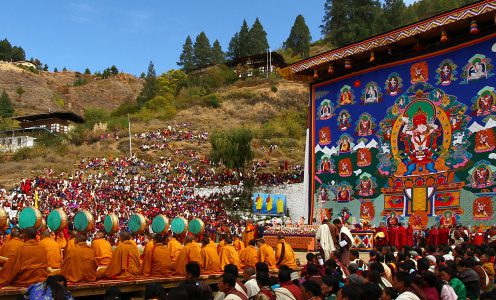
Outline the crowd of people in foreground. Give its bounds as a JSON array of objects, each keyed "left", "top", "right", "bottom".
[{"left": 1, "top": 216, "right": 495, "bottom": 300}]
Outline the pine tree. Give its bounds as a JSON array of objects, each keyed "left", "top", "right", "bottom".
[
  {"left": 0, "top": 39, "right": 12, "bottom": 61},
  {"left": 193, "top": 32, "right": 213, "bottom": 68},
  {"left": 43, "top": 64, "right": 49, "bottom": 71},
  {"left": 84, "top": 68, "right": 91, "bottom": 75},
  {"left": 177, "top": 36, "right": 195, "bottom": 72},
  {"left": 238, "top": 20, "right": 251, "bottom": 57},
  {"left": 321, "top": 0, "right": 382, "bottom": 47},
  {"left": 212, "top": 40, "right": 225, "bottom": 64},
  {"left": 321, "top": 0, "right": 351, "bottom": 47},
  {"left": 381, "top": 0, "right": 407, "bottom": 31},
  {"left": 54, "top": 67, "right": 58, "bottom": 73},
  {"left": 248, "top": 18, "right": 269, "bottom": 55},
  {"left": 227, "top": 33, "right": 240, "bottom": 60},
  {"left": 137, "top": 61, "right": 159, "bottom": 108},
  {"left": 0, "top": 90, "right": 14, "bottom": 118},
  {"left": 110, "top": 65, "right": 119, "bottom": 75},
  {"left": 284, "top": 15, "right": 312, "bottom": 57},
  {"left": 10, "top": 46, "right": 25, "bottom": 61},
  {"left": 348, "top": 0, "right": 382, "bottom": 39}
]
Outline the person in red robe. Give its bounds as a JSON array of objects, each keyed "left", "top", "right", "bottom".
[
  {"left": 406, "top": 224, "right": 414, "bottom": 247},
  {"left": 398, "top": 223, "right": 407, "bottom": 250},
  {"left": 389, "top": 225, "right": 400, "bottom": 250},
  {"left": 472, "top": 227, "right": 484, "bottom": 247},
  {"left": 438, "top": 225, "right": 449, "bottom": 246},
  {"left": 374, "top": 222, "right": 388, "bottom": 249},
  {"left": 427, "top": 226, "right": 439, "bottom": 247}
]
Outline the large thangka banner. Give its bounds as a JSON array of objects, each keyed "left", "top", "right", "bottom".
[{"left": 311, "top": 34, "right": 496, "bottom": 228}]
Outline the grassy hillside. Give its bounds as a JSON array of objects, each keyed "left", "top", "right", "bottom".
[
  {"left": 0, "top": 62, "right": 142, "bottom": 116},
  {"left": 0, "top": 66, "right": 308, "bottom": 188}
]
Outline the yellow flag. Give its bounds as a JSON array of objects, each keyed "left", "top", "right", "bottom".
[{"left": 34, "top": 190, "right": 38, "bottom": 208}]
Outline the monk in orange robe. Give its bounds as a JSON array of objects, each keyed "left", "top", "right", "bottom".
[
  {"left": 220, "top": 238, "right": 240, "bottom": 270},
  {"left": 142, "top": 233, "right": 154, "bottom": 258},
  {"left": 239, "top": 239, "right": 259, "bottom": 269},
  {"left": 167, "top": 234, "right": 183, "bottom": 265},
  {"left": 61, "top": 234, "right": 97, "bottom": 282},
  {"left": 91, "top": 232, "right": 113, "bottom": 266},
  {"left": 56, "top": 231, "right": 67, "bottom": 250},
  {"left": 257, "top": 238, "right": 277, "bottom": 270},
  {"left": 141, "top": 234, "right": 172, "bottom": 277},
  {"left": 100, "top": 231, "right": 142, "bottom": 280},
  {"left": 0, "top": 228, "right": 24, "bottom": 265},
  {"left": 243, "top": 220, "right": 256, "bottom": 247},
  {"left": 0, "top": 227, "right": 48, "bottom": 287},
  {"left": 200, "top": 236, "right": 221, "bottom": 273},
  {"left": 38, "top": 230, "right": 62, "bottom": 269},
  {"left": 174, "top": 236, "right": 202, "bottom": 276},
  {"left": 275, "top": 234, "right": 298, "bottom": 269},
  {"left": 233, "top": 235, "right": 245, "bottom": 253},
  {"left": 64, "top": 230, "right": 77, "bottom": 257},
  {"left": 217, "top": 234, "right": 228, "bottom": 256}
]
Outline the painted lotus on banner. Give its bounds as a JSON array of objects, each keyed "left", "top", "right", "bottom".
[{"left": 311, "top": 34, "right": 496, "bottom": 225}]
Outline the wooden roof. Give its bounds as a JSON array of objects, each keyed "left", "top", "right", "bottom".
[
  {"left": 280, "top": 0, "right": 496, "bottom": 83},
  {"left": 13, "top": 112, "right": 85, "bottom": 123}
]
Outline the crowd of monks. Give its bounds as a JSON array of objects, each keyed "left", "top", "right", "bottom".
[{"left": 0, "top": 225, "right": 298, "bottom": 288}]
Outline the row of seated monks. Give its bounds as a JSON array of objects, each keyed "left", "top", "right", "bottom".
[{"left": 0, "top": 227, "right": 297, "bottom": 287}]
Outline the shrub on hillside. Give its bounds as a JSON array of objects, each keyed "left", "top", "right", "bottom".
[
  {"left": 84, "top": 107, "right": 109, "bottom": 129},
  {"left": 205, "top": 95, "right": 220, "bottom": 108},
  {"left": 107, "top": 116, "right": 128, "bottom": 131},
  {"left": 13, "top": 146, "right": 46, "bottom": 161},
  {"left": 73, "top": 77, "right": 87, "bottom": 86},
  {"left": 210, "top": 128, "right": 254, "bottom": 169},
  {"left": 111, "top": 101, "right": 139, "bottom": 117}
]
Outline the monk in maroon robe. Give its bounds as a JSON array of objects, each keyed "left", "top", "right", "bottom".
[
  {"left": 398, "top": 224, "right": 407, "bottom": 250},
  {"left": 427, "top": 226, "right": 439, "bottom": 247},
  {"left": 406, "top": 225, "right": 414, "bottom": 247},
  {"left": 438, "top": 225, "right": 449, "bottom": 246},
  {"left": 389, "top": 225, "right": 400, "bottom": 249}
]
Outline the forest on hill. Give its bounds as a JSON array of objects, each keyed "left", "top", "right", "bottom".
[{"left": 176, "top": 0, "right": 479, "bottom": 69}]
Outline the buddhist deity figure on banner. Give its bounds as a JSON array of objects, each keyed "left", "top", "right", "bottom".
[
  {"left": 318, "top": 186, "right": 330, "bottom": 202},
  {"left": 468, "top": 161, "right": 495, "bottom": 189},
  {"left": 385, "top": 73, "right": 403, "bottom": 96},
  {"left": 436, "top": 59, "right": 458, "bottom": 86},
  {"left": 411, "top": 62, "right": 429, "bottom": 84},
  {"left": 387, "top": 211, "right": 400, "bottom": 227},
  {"left": 439, "top": 210, "right": 457, "bottom": 227},
  {"left": 357, "top": 148, "right": 371, "bottom": 167},
  {"left": 318, "top": 155, "right": 335, "bottom": 174},
  {"left": 475, "top": 129, "right": 495, "bottom": 153},
  {"left": 356, "top": 174, "right": 375, "bottom": 197},
  {"left": 338, "top": 157, "right": 353, "bottom": 177},
  {"left": 338, "top": 134, "right": 353, "bottom": 154},
  {"left": 473, "top": 197, "right": 493, "bottom": 220},
  {"left": 362, "top": 81, "right": 382, "bottom": 104},
  {"left": 399, "top": 99, "right": 443, "bottom": 176},
  {"left": 471, "top": 86, "right": 496, "bottom": 116},
  {"left": 319, "top": 99, "right": 335, "bottom": 120},
  {"left": 337, "top": 110, "right": 352, "bottom": 131},
  {"left": 461, "top": 54, "right": 494, "bottom": 83},
  {"left": 334, "top": 182, "right": 352, "bottom": 202},
  {"left": 356, "top": 113, "right": 375, "bottom": 137},
  {"left": 339, "top": 207, "right": 352, "bottom": 224},
  {"left": 338, "top": 85, "right": 355, "bottom": 106},
  {"left": 319, "top": 127, "right": 331, "bottom": 145}
]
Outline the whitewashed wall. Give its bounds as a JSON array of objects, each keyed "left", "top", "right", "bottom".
[{"left": 195, "top": 182, "right": 307, "bottom": 223}]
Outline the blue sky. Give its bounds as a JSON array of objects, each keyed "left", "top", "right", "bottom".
[{"left": 2, "top": 1, "right": 416, "bottom": 75}]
